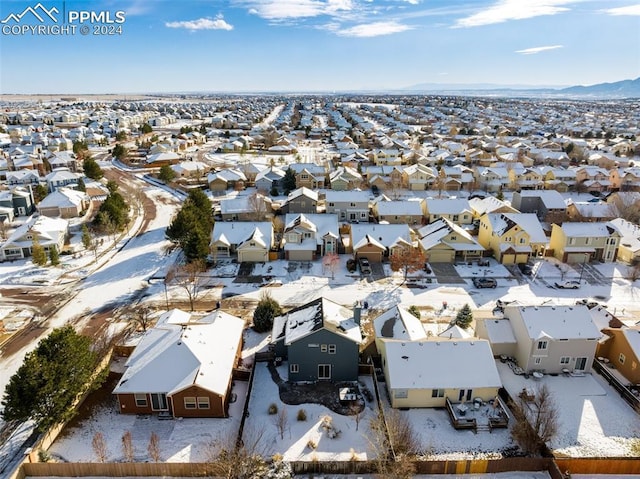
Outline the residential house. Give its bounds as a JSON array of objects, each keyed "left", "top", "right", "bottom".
[
  {"left": 329, "top": 166, "right": 362, "bottom": 191},
  {"left": 573, "top": 166, "right": 611, "bottom": 193},
  {"left": 566, "top": 201, "right": 616, "bottom": 222},
  {"left": 549, "top": 222, "right": 619, "bottom": 263},
  {"left": 508, "top": 167, "right": 543, "bottom": 190},
  {"left": 401, "top": 164, "right": 436, "bottom": 190},
  {"left": 45, "top": 168, "right": 80, "bottom": 192},
  {"left": 208, "top": 169, "right": 247, "bottom": 192},
  {"left": 282, "top": 187, "right": 319, "bottom": 215},
  {"left": 287, "top": 163, "right": 326, "bottom": 189},
  {"left": 325, "top": 190, "right": 370, "bottom": 223},
  {"left": 610, "top": 167, "right": 640, "bottom": 192},
  {"left": 0, "top": 215, "right": 68, "bottom": 261},
  {"left": 146, "top": 151, "right": 180, "bottom": 166},
  {"left": 171, "top": 161, "right": 208, "bottom": 178},
  {"left": 538, "top": 166, "right": 576, "bottom": 192},
  {"left": 475, "top": 318, "right": 518, "bottom": 358},
  {"left": 511, "top": 190, "right": 568, "bottom": 224},
  {"left": 372, "top": 304, "right": 428, "bottom": 357},
  {"left": 423, "top": 198, "right": 473, "bottom": 227},
  {"left": 476, "top": 167, "right": 510, "bottom": 193},
  {"left": 597, "top": 326, "right": 640, "bottom": 385},
  {"left": 0, "top": 187, "right": 36, "bottom": 216},
  {"left": 37, "top": 187, "right": 90, "bottom": 218},
  {"left": 478, "top": 213, "right": 547, "bottom": 263},
  {"left": 48, "top": 151, "right": 79, "bottom": 172},
  {"left": 6, "top": 170, "right": 41, "bottom": 187},
  {"left": 113, "top": 309, "right": 244, "bottom": 418},
  {"left": 502, "top": 305, "right": 600, "bottom": 374},
  {"left": 373, "top": 199, "right": 423, "bottom": 225},
  {"left": 350, "top": 223, "right": 412, "bottom": 262},
  {"left": 270, "top": 297, "right": 362, "bottom": 382},
  {"left": 468, "top": 196, "right": 519, "bottom": 220},
  {"left": 282, "top": 213, "right": 339, "bottom": 261},
  {"left": 255, "top": 166, "right": 286, "bottom": 194},
  {"left": 210, "top": 222, "right": 274, "bottom": 262},
  {"left": 608, "top": 218, "right": 640, "bottom": 264},
  {"left": 219, "top": 194, "right": 272, "bottom": 221},
  {"left": 418, "top": 217, "right": 485, "bottom": 263},
  {"left": 379, "top": 338, "right": 502, "bottom": 408}
]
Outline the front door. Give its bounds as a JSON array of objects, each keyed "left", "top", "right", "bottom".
[
  {"left": 575, "top": 357, "right": 587, "bottom": 371},
  {"left": 458, "top": 389, "right": 472, "bottom": 401},
  {"left": 150, "top": 393, "right": 168, "bottom": 411}
]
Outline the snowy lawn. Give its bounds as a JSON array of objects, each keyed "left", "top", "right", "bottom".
[
  {"left": 498, "top": 362, "right": 640, "bottom": 457},
  {"left": 246, "top": 362, "right": 377, "bottom": 461}
]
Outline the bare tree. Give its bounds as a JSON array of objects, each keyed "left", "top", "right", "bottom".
[
  {"left": 92, "top": 431, "right": 109, "bottom": 462},
  {"left": 205, "top": 427, "right": 269, "bottom": 479},
  {"left": 608, "top": 194, "right": 640, "bottom": 224},
  {"left": 131, "top": 306, "right": 154, "bottom": 332},
  {"left": 122, "top": 430, "right": 134, "bottom": 462},
  {"left": 247, "top": 191, "right": 268, "bottom": 221},
  {"left": 322, "top": 252, "right": 340, "bottom": 280},
  {"left": 273, "top": 407, "right": 289, "bottom": 440},
  {"left": 389, "top": 247, "right": 426, "bottom": 283},
  {"left": 367, "top": 408, "right": 417, "bottom": 479},
  {"left": 624, "top": 263, "right": 640, "bottom": 282},
  {"left": 350, "top": 401, "right": 363, "bottom": 431},
  {"left": 166, "top": 259, "right": 206, "bottom": 311},
  {"left": 147, "top": 431, "right": 161, "bottom": 462},
  {"left": 510, "top": 383, "right": 559, "bottom": 455}
]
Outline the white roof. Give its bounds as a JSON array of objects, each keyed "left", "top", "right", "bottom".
[
  {"left": 425, "top": 198, "right": 472, "bottom": 215},
  {"left": 38, "top": 187, "right": 88, "bottom": 209},
  {"left": 609, "top": 218, "right": 640, "bottom": 253},
  {"left": 622, "top": 327, "right": 640, "bottom": 357},
  {"left": 418, "top": 217, "right": 484, "bottom": 252},
  {"left": 351, "top": 223, "right": 412, "bottom": 249},
  {"left": 114, "top": 309, "right": 244, "bottom": 396},
  {"left": 146, "top": 151, "right": 180, "bottom": 164},
  {"left": 469, "top": 196, "right": 515, "bottom": 216},
  {"left": 220, "top": 194, "right": 271, "bottom": 214},
  {"left": 284, "top": 213, "right": 339, "bottom": 248},
  {"left": 517, "top": 190, "right": 567, "bottom": 209},
  {"left": 373, "top": 305, "right": 427, "bottom": 341},
  {"left": 325, "top": 190, "right": 370, "bottom": 203},
  {"left": 211, "top": 222, "right": 273, "bottom": 247},
  {"left": 376, "top": 200, "right": 423, "bottom": 216},
  {"left": 481, "top": 319, "right": 517, "bottom": 344},
  {"left": 560, "top": 222, "right": 616, "bottom": 238},
  {"left": 383, "top": 339, "right": 502, "bottom": 390},
  {"left": 439, "top": 324, "right": 472, "bottom": 339},
  {"left": 486, "top": 213, "right": 547, "bottom": 243},
  {"left": 506, "top": 305, "right": 600, "bottom": 340},
  {"left": 287, "top": 187, "right": 318, "bottom": 202}
]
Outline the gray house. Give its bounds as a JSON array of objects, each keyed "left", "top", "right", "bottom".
[
  {"left": 271, "top": 297, "right": 363, "bottom": 382},
  {"left": 282, "top": 187, "right": 318, "bottom": 214},
  {"left": 511, "top": 190, "right": 567, "bottom": 224},
  {"left": 0, "top": 187, "right": 36, "bottom": 216},
  {"left": 255, "top": 166, "right": 286, "bottom": 194},
  {"left": 325, "top": 190, "right": 370, "bottom": 223}
]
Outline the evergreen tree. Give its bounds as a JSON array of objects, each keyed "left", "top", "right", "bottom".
[
  {"left": 49, "top": 246, "right": 60, "bottom": 266},
  {"left": 31, "top": 239, "right": 47, "bottom": 266},
  {"left": 453, "top": 303, "right": 473, "bottom": 329},
  {"left": 165, "top": 190, "right": 213, "bottom": 262},
  {"left": 1, "top": 326, "right": 104, "bottom": 431},
  {"left": 282, "top": 168, "right": 297, "bottom": 195},
  {"left": 33, "top": 184, "right": 48, "bottom": 203},
  {"left": 82, "top": 157, "right": 103, "bottom": 180},
  {"left": 140, "top": 123, "right": 153, "bottom": 134},
  {"left": 253, "top": 291, "right": 283, "bottom": 333},
  {"left": 158, "top": 164, "right": 176, "bottom": 183},
  {"left": 93, "top": 189, "right": 129, "bottom": 233},
  {"left": 76, "top": 177, "right": 86, "bottom": 192},
  {"left": 81, "top": 224, "right": 92, "bottom": 250},
  {"left": 112, "top": 144, "right": 128, "bottom": 160}
]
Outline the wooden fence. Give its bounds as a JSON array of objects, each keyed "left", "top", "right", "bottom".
[
  {"left": 556, "top": 457, "right": 640, "bottom": 475},
  {"left": 593, "top": 359, "right": 640, "bottom": 411}
]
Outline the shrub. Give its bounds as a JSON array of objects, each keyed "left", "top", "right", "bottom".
[
  {"left": 268, "top": 403, "right": 278, "bottom": 415},
  {"left": 297, "top": 408, "right": 307, "bottom": 421},
  {"left": 407, "top": 305, "right": 421, "bottom": 319},
  {"left": 253, "top": 291, "right": 283, "bottom": 333}
]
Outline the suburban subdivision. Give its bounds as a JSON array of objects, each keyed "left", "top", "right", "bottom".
[{"left": 1, "top": 92, "right": 639, "bottom": 479}]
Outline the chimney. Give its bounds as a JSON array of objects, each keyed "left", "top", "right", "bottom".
[{"left": 353, "top": 301, "right": 362, "bottom": 326}]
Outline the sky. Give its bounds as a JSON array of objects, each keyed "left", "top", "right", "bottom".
[{"left": 0, "top": 0, "right": 639, "bottom": 93}]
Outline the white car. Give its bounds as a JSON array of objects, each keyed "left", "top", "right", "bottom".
[{"left": 555, "top": 280, "right": 581, "bottom": 289}]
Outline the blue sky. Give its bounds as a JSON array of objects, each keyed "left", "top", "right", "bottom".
[{"left": 0, "top": 0, "right": 639, "bottom": 93}]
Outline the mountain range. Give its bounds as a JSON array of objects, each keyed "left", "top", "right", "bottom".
[{"left": 402, "top": 77, "right": 640, "bottom": 99}]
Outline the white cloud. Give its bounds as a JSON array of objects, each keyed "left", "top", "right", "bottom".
[
  {"left": 336, "top": 20, "right": 412, "bottom": 37},
  {"left": 515, "top": 44, "right": 563, "bottom": 55},
  {"left": 238, "top": 0, "right": 353, "bottom": 20},
  {"left": 454, "top": 0, "right": 571, "bottom": 28},
  {"left": 603, "top": 4, "right": 640, "bottom": 16},
  {"left": 165, "top": 15, "right": 234, "bottom": 31}
]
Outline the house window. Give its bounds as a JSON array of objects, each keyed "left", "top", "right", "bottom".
[
  {"left": 619, "top": 353, "right": 626, "bottom": 365},
  {"left": 452, "top": 215, "right": 459, "bottom": 222},
  {"left": 360, "top": 212, "right": 367, "bottom": 218},
  {"left": 569, "top": 238, "right": 576, "bottom": 245},
  {"left": 560, "top": 356, "right": 570, "bottom": 365},
  {"left": 519, "top": 237, "right": 526, "bottom": 244},
  {"left": 329, "top": 202, "right": 335, "bottom": 207},
  {"left": 197, "top": 397, "right": 210, "bottom": 409},
  {"left": 431, "top": 389, "right": 445, "bottom": 398},
  {"left": 394, "top": 389, "right": 408, "bottom": 399},
  {"left": 290, "top": 363, "right": 299, "bottom": 373},
  {"left": 318, "top": 364, "right": 331, "bottom": 379},
  {"left": 301, "top": 174, "right": 309, "bottom": 179},
  {"left": 450, "top": 235, "right": 457, "bottom": 241},
  {"left": 534, "top": 357, "right": 542, "bottom": 365},
  {"left": 537, "top": 340, "right": 548, "bottom": 350},
  {"left": 150, "top": 393, "right": 168, "bottom": 411},
  {"left": 328, "top": 344, "right": 336, "bottom": 354},
  {"left": 505, "top": 236, "right": 512, "bottom": 242},
  {"left": 350, "top": 202, "right": 356, "bottom": 207},
  {"left": 184, "top": 397, "right": 197, "bottom": 409},
  {"left": 585, "top": 237, "right": 591, "bottom": 245},
  {"left": 134, "top": 393, "right": 147, "bottom": 407},
  {"left": 303, "top": 232, "right": 312, "bottom": 239},
  {"left": 250, "top": 242, "right": 255, "bottom": 247},
  {"left": 321, "top": 344, "right": 328, "bottom": 352}
]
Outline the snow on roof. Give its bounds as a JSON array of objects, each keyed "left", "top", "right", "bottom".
[
  {"left": 438, "top": 324, "right": 472, "bottom": 339},
  {"left": 418, "top": 217, "right": 484, "bottom": 252},
  {"left": 211, "top": 222, "right": 273, "bottom": 246},
  {"left": 376, "top": 200, "right": 423, "bottom": 216},
  {"left": 609, "top": 218, "right": 640, "bottom": 253},
  {"left": 560, "top": 222, "right": 616, "bottom": 238},
  {"left": 569, "top": 202, "right": 614, "bottom": 217},
  {"left": 207, "top": 168, "right": 247, "bottom": 183},
  {"left": 468, "top": 196, "right": 516, "bottom": 216},
  {"left": 481, "top": 319, "right": 517, "bottom": 344},
  {"left": 146, "top": 151, "right": 180, "bottom": 164},
  {"left": 114, "top": 310, "right": 244, "bottom": 397},
  {"left": 287, "top": 186, "right": 318, "bottom": 202},
  {"left": 383, "top": 339, "right": 502, "bottom": 390},
  {"left": 373, "top": 305, "right": 427, "bottom": 341},
  {"left": 622, "top": 327, "right": 640, "bottom": 357},
  {"left": 325, "top": 190, "right": 370, "bottom": 202},
  {"left": 272, "top": 297, "right": 362, "bottom": 346},
  {"left": 284, "top": 213, "right": 339, "bottom": 247},
  {"left": 38, "top": 187, "right": 87, "bottom": 209},
  {"left": 487, "top": 213, "right": 547, "bottom": 243},
  {"left": 506, "top": 305, "right": 601, "bottom": 340},
  {"left": 425, "top": 198, "right": 472, "bottom": 215},
  {"left": 351, "top": 223, "right": 412, "bottom": 249},
  {"left": 219, "top": 194, "right": 271, "bottom": 214},
  {"left": 516, "top": 190, "right": 567, "bottom": 209}
]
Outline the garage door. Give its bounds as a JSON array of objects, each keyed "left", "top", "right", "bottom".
[
  {"left": 566, "top": 252, "right": 588, "bottom": 264},
  {"left": 238, "top": 250, "right": 267, "bottom": 262},
  {"left": 356, "top": 251, "right": 383, "bottom": 263},
  {"left": 427, "top": 250, "right": 454, "bottom": 263},
  {"left": 501, "top": 253, "right": 516, "bottom": 264},
  {"left": 515, "top": 253, "right": 529, "bottom": 264},
  {"left": 288, "top": 250, "right": 312, "bottom": 261}
]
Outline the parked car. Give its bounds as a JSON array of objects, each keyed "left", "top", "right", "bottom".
[
  {"left": 517, "top": 263, "right": 533, "bottom": 276},
  {"left": 555, "top": 280, "right": 581, "bottom": 289},
  {"left": 473, "top": 277, "right": 497, "bottom": 288},
  {"left": 358, "top": 257, "right": 372, "bottom": 275},
  {"left": 346, "top": 258, "right": 357, "bottom": 273}
]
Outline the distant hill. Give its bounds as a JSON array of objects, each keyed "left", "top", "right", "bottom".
[{"left": 402, "top": 77, "right": 640, "bottom": 99}]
